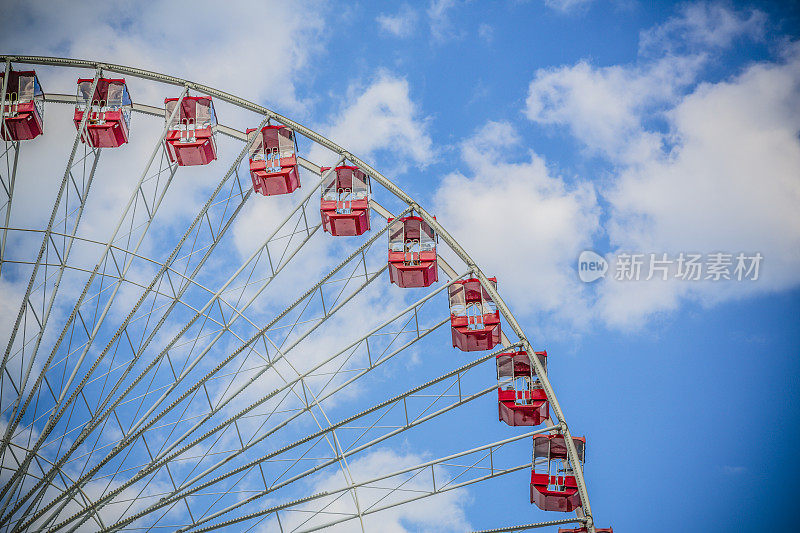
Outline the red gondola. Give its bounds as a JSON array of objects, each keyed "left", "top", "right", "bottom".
[
  {"left": 247, "top": 125, "right": 300, "bottom": 196},
  {"left": 448, "top": 278, "right": 501, "bottom": 351},
  {"left": 558, "top": 527, "right": 614, "bottom": 533},
  {"left": 388, "top": 216, "right": 438, "bottom": 288},
  {"left": 164, "top": 96, "right": 217, "bottom": 166},
  {"left": 530, "top": 434, "right": 586, "bottom": 512},
  {"left": 0, "top": 70, "right": 44, "bottom": 141},
  {"left": 496, "top": 350, "right": 548, "bottom": 426},
  {"left": 320, "top": 165, "right": 370, "bottom": 236},
  {"left": 73, "top": 78, "right": 131, "bottom": 148}
]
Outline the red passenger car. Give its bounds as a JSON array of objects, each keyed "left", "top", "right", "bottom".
[
  {"left": 164, "top": 96, "right": 217, "bottom": 166},
  {"left": 530, "top": 434, "right": 586, "bottom": 512},
  {"left": 247, "top": 125, "right": 300, "bottom": 196},
  {"left": 388, "top": 216, "right": 438, "bottom": 288},
  {"left": 320, "top": 165, "right": 370, "bottom": 236},
  {"left": 448, "top": 278, "right": 501, "bottom": 351},
  {"left": 558, "top": 527, "right": 614, "bottom": 533},
  {"left": 1, "top": 70, "right": 44, "bottom": 141},
  {"left": 496, "top": 350, "right": 548, "bottom": 426},
  {"left": 73, "top": 78, "right": 131, "bottom": 148}
]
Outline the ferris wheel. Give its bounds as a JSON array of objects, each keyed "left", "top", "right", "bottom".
[{"left": 0, "top": 55, "right": 607, "bottom": 533}]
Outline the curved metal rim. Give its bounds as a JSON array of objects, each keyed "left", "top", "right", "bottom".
[{"left": 0, "top": 54, "right": 595, "bottom": 531}]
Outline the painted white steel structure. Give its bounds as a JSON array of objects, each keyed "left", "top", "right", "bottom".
[{"left": 0, "top": 55, "right": 597, "bottom": 533}]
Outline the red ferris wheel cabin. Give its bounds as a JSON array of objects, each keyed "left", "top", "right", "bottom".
[
  {"left": 496, "top": 350, "right": 549, "bottom": 426},
  {"left": 388, "top": 216, "right": 438, "bottom": 288},
  {"left": 1, "top": 70, "right": 44, "bottom": 141},
  {"left": 247, "top": 125, "right": 300, "bottom": 196},
  {"left": 530, "top": 433, "right": 586, "bottom": 512},
  {"left": 448, "top": 278, "right": 501, "bottom": 351},
  {"left": 164, "top": 96, "right": 217, "bottom": 166},
  {"left": 320, "top": 165, "right": 371, "bottom": 236},
  {"left": 73, "top": 78, "right": 132, "bottom": 148},
  {"left": 558, "top": 527, "right": 614, "bottom": 533}
]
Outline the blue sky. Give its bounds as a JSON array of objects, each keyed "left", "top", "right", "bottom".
[{"left": 1, "top": 1, "right": 799, "bottom": 532}]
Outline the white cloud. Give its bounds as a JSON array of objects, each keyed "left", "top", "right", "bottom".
[
  {"left": 0, "top": 0, "right": 328, "bottom": 114},
  {"left": 377, "top": 5, "right": 418, "bottom": 38},
  {"left": 433, "top": 121, "right": 599, "bottom": 325},
  {"left": 258, "top": 448, "right": 470, "bottom": 532},
  {"left": 25, "top": 476, "right": 179, "bottom": 532},
  {"left": 427, "top": 0, "right": 461, "bottom": 42},
  {"left": 478, "top": 23, "right": 494, "bottom": 43},
  {"left": 600, "top": 44, "right": 800, "bottom": 326},
  {"left": 0, "top": 280, "right": 24, "bottom": 353},
  {"left": 522, "top": 4, "right": 800, "bottom": 328},
  {"left": 377, "top": 0, "right": 463, "bottom": 44},
  {"left": 544, "top": 0, "right": 594, "bottom": 13},
  {"left": 307, "top": 72, "right": 434, "bottom": 173},
  {"left": 639, "top": 2, "right": 766, "bottom": 56},
  {"left": 525, "top": 3, "right": 766, "bottom": 163},
  {"left": 526, "top": 55, "right": 703, "bottom": 161}
]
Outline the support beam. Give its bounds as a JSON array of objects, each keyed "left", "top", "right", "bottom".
[
  {"left": 92, "top": 343, "right": 521, "bottom": 533},
  {"left": 0, "top": 87, "right": 188, "bottom": 468},
  {"left": 37, "top": 211, "right": 409, "bottom": 532},
  {"left": 187, "top": 429, "right": 548, "bottom": 533},
  {"left": 0, "top": 113, "right": 269, "bottom": 528},
  {"left": 0, "top": 69, "right": 102, "bottom": 519}
]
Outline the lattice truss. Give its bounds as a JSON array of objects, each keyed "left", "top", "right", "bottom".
[{"left": 0, "top": 57, "right": 596, "bottom": 533}]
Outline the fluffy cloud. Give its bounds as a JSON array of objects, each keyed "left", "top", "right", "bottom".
[
  {"left": 526, "top": 4, "right": 766, "bottom": 163},
  {"left": 427, "top": 0, "right": 461, "bottom": 42},
  {"left": 307, "top": 72, "right": 433, "bottom": 173},
  {"left": 0, "top": 0, "right": 328, "bottom": 113},
  {"left": 434, "top": 121, "right": 599, "bottom": 325},
  {"left": 544, "top": 0, "right": 594, "bottom": 13},
  {"left": 600, "top": 45, "right": 800, "bottom": 326},
  {"left": 639, "top": 2, "right": 766, "bottom": 56},
  {"left": 526, "top": 55, "right": 704, "bottom": 161},
  {"left": 257, "top": 448, "right": 470, "bottom": 532},
  {"left": 377, "top": 5, "right": 418, "bottom": 38},
  {"left": 523, "top": 3, "right": 799, "bottom": 328},
  {"left": 377, "top": 0, "right": 464, "bottom": 43}
]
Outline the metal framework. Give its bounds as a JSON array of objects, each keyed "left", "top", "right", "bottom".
[{"left": 0, "top": 55, "right": 597, "bottom": 533}]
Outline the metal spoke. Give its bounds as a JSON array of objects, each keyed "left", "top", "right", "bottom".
[
  {"left": 19, "top": 164, "right": 353, "bottom": 529},
  {"left": 0, "top": 69, "right": 103, "bottom": 520},
  {"left": 36, "top": 209, "right": 409, "bottom": 532},
  {"left": 0, "top": 113, "right": 267, "bottom": 526},
  {"left": 0, "top": 58, "right": 19, "bottom": 276},
  {"left": 187, "top": 429, "right": 547, "bottom": 533},
  {"left": 90, "top": 343, "right": 519, "bottom": 533},
  {"left": 0, "top": 89, "right": 186, "bottom": 473},
  {"left": 470, "top": 518, "right": 588, "bottom": 532}
]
